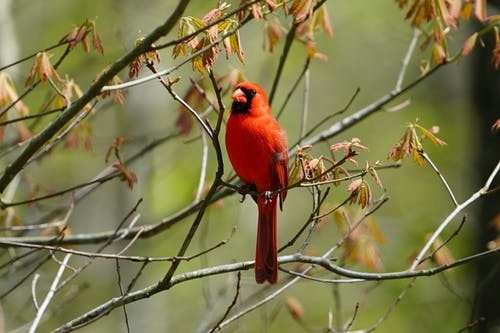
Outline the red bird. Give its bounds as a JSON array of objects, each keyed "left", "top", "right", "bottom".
[{"left": 225, "top": 82, "right": 288, "bottom": 284}]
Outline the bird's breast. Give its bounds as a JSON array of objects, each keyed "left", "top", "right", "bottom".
[{"left": 226, "top": 114, "right": 285, "bottom": 192}]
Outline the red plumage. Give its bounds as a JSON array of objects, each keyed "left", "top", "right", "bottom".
[{"left": 225, "top": 82, "right": 288, "bottom": 284}]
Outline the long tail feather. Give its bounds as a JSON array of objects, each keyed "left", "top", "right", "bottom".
[{"left": 255, "top": 197, "right": 278, "bottom": 284}]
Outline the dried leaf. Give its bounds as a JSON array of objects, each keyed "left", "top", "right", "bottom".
[
  {"left": 265, "top": 0, "right": 277, "bottom": 12},
  {"left": 475, "top": 0, "right": 486, "bottom": 21},
  {"left": 491, "top": 118, "right": 500, "bottom": 132},
  {"left": 461, "top": 32, "right": 478, "bottom": 56},
  {"left": 263, "top": 20, "right": 282, "bottom": 53},
  {"left": 399, "top": 0, "right": 437, "bottom": 26},
  {"left": 437, "top": 0, "right": 457, "bottom": 27},
  {"left": 173, "top": 3, "right": 243, "bottom": 74},
  {"left": 432, "top": 42, "right": 446, "bottom": 64},
  {"left": 0, "top": 72, "right": 29, "bottom": 115},
  {"left": 460, "top": 1, "right": 473, "bottom": 19},
  {"left": 285, "top": 297, "right": 304, "bottom": 320},
  {"left": 91, "top": 20, "right": 104, "bottom": 54},
  {"left": 290, "top": 0, "right": 313, "bottom": 22},
  {"left": 344, "top": 215, "right": 384, "bottom": 271},
  {"left": 388, "top": 123, "right": 420, "bottom": 163},
  {"left": 416, "top": 124, "right": 447, "bottom": 145},
  {"left": 25, "top": 52, "right": 62, "bottom": 86},
  {"left": 493, "top": 36, "right": 500, "bottom": 69},
  {"left": 315, "top": 4, "right": 333, "bottom": 37},
  {"left": 486, "top": 15, "right": 500, "bottom": 24},
  {"left": 368, "top": 162, "right": 384, "bottom": 189},
  {"left": 412, "top": 148, "right": 425, "bottom": 166},
  {"left": 347, "top": 179, "right": 362, "bottom": 205},
  {"left": 358, "top": 181, "right": 372, "bottom": 208},
  {"left": 305, "top": 39, "right": 328, "bottom": 61},
  {"left": 250, "top": 3, "right": 264, "bottom": 19},
  {"left": 113, "top": 163, "right": 138, "bottom": 189},
  {"left": 330, "top": 138, "right": 368, "bottom": 153},
  {"left": 447, "top": 0, "right": 462, "bottom": 22}
]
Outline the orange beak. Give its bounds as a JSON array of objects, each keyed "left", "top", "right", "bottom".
[{"left": 231, "top": 88, "right": 247, "bottom": 103}]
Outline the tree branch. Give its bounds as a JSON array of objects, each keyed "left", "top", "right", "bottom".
[{"left": 0, "top": 0, "right": 191, "bottom": 193}]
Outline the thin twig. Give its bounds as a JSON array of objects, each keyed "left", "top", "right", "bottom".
[
  {"left": 31, "top": 274, "right": 41, "bottom": 311},
  {"left": 0, "top": 40, "right": 72, "bottom": 71},
  {"left": 0, "top": 240, "right": 172, "bottom": 262},
  {"left": 268, "top": 23, "right": 297, "bottom": 105},
  {"left": 0, "top": 43, "right": 72, "bottom": 119},
  {"left": 420, "top": 216, "right": 466, "bottom": 265},
  {"left": 298, "top": 87, "right": 360, "bottom": 145},
  {"left": 0, "top": 131, "right": 178, "bottom": 210},
  {"left": 214, "top": 275, "right": 301, "bottom": 332},
  {"left": 289, "top": 64, "right": 444, "bottom": 157},
  {"left": 366, "top": 278, "right": 416, "bottom": 332},
  {"left": 0, "top": 172, "right": 116, "bottom": 208},
  {"left": 115, "top": 259, "right": 131, "bottom": 333},
  {"left": 101, "top": 18, "right": 248, "bottom": 95},
  {"left": 145, "top": 63, "right": 213, "bottom": 138},
  {"left": 298, "top": 184, "right": 320, "bottom": 252},
  {"left": 279, "top": 267, "right": 363, "bottom": 283},
  {"left": 26, "top": 101, "right": 96, "bottom": 166},
  {"left": 154, "top": 0, "right": 261, "bottom": 50},
  {"left": 56, "top": 199, "right": 143, "bottom": 291},
  {"left": 0, "top": 107, "right": 65, "bottom": 126},
  {"left": 419, "top": 150, "right": 458, "bottom": 206},
  {"left": 0, "top": 220, "right": 66, "bottom": 232},
  {"left": 0, "top": 0, "right": 191, "bottom": 192},
  {"left": 298, "top": 65, "right": 310, "bottom": 145},
  {"left": 49, "top": 245, "right": 500, "bottom": 333},
  {"left": 196, "top": 125, "right": 209, "bottom": 202},
  {"left": 208, "top": 272, "right": 242, "bottom": 333},
  {"left": 276, "top": 58, "right": 310, "bottom": 120},
  {"left": 278, "top": 187, "right": 331, "bottom": 252},
  {"left": 29, "top": 254, "right": 72, "bottom": 333},
  {"left": 344, "top": 302, "right": 360, "bottom": 332},
  {"left": 125, "top": 261, "right": 149, "bottom": 294},
  {"left": 394, "top": 28, "right": 421, "bottom": 93},
  {"left": 268, "top": 0, "right": 327, "bottom": 106},
  {"left": 0, "top": 253, "right": 52, "bottom": 300},
  {"left": 158, "top": 68, "right": 227, "bottom": 288},
  {"left": 410, "top": 161, "right": 500, "bottom": 271},
  {"left": 1, "top": 61, "right": 445, "bottom": 246}
]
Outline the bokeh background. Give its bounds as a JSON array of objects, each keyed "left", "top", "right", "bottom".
[{"left": 1, "top": 1, "right": 498, "bottom": 332}]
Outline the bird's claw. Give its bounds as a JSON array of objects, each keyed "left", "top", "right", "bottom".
[
  {"left": 263, "top": 190, "right": 273, "bottom": 205},
  {"left": 263, "top": 190, "right": 272, "bottom": 200}
]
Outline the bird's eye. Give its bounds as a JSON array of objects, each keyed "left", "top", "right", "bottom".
[{"left": 239, "top": 87, "right": 257, "bottom": 98}]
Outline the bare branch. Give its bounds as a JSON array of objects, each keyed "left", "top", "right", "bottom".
[
  {"left": 0, "top": 0, "right": 191, "bottom": 192},
  {"left": 365, "top": 278, "right": 416, "bottom": 332},
  {"left": 419, "top": 150, "right": 459, "bottom": 206},
  {"left": 394, "top": 28, "right": 421, "bottom": 93},
  {"left": 29, "top": 254, "right": 72, "bottom": 333},
  {"left": 298, "top": 64, "right": 310, "bottom": 145},
  {"left": 290, "top": 64, "right": 444, "bottom": 157},
  {"left": 409, "top": 161, "right": 500, "bottom": 271},
  {"left": 208, "top": 272, "right": 242, "bottom": 333}
]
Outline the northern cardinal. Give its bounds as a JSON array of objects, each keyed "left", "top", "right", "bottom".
[{"left": 225, "top": 81, "right": 288, "bottom": 284}]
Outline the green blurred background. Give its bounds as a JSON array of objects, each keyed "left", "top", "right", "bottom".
[{"left": 0, "top": 1, "right": 489, "bottom": 332}]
